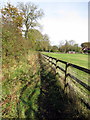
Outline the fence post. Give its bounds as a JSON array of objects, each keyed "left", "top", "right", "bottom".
[
  {"left": 55, "top": 59, "right": 58, "bottom": 75},
  {"left": 64, "top": 63, "right": 68, "bottom": 91}
]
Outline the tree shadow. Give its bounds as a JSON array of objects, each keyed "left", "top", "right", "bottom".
[
  {"left": 16, "top": 55, "right": 88, "bottom": 120},
  {"left": 24, "top": 80, "right": 40, "bottom": 119},
  {"left": 37, "top": 56, "right": 86, "bottom": 120},
  {"left": 17, "top": 72, "right": 40, "bottom": 119}
]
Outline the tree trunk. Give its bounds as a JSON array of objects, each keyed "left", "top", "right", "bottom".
[{"left": 25, "top": 29, "right": 28, "bottom": 39}]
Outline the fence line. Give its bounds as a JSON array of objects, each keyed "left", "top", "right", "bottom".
[{"left": 41, "top": 53, "right": 90, "bottom": 109}]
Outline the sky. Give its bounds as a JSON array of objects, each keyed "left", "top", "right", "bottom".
[{"left": 1, "top": 0, "right": 89, "bottom": 46}]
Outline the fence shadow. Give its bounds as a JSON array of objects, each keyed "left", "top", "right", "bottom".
[
  {"left": 17, "top": 72, "right": 40, "bottom": 119},
  {"left": 37, "top": 55, "right": 86, "bottom": 120},
  {"left": 16, "top": 54, "right": 88, "bottom": 120}
]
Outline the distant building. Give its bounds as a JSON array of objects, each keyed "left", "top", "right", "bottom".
[
  {"left": 81, "top": 42, "right": 90, "bottom": 54},
  {"left": 82, "top": 47, "right": 90, "bottom": 54},
  {"left": 68, "top": 51, "right": 76, "bottom": 54}
]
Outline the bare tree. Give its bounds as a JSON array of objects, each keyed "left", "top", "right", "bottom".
[
  {"left": 18, "top": 2, "right": 44, "bottom": 39},
  {"left": 69, "top": 40, "right": 75, "bottom": 46}
]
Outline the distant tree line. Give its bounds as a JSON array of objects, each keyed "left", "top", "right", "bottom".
[
  {"left": 49, "top": 40, "right": 81, "bottom": 53},
  {"left": 47, "top": 41, "right": 90, "bottom": 54}
]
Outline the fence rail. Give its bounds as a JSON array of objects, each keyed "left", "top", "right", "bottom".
[{"left": 41, "top": 53, "right": 90, "bottom": 109}]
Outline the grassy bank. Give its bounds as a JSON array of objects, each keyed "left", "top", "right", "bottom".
[{"left": 2, "top": 51, "right": 41, "bottom": 118}]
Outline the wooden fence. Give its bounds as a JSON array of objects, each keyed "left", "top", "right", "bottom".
[{"left": 41, "top": 53, "right": 90, "bottom": 110}]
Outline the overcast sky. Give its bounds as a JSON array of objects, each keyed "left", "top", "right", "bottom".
[{"left": 1, "top": 0, "right": 89, "bottom": 46}]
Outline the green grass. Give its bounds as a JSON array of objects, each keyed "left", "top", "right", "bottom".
[
  {"left": 42, "top": 52, "right": 90, "bottom": 109},
  {"left": 2, "top": 51, "right": 41, "bottom": 118},
  {"left": 2, "top": 51, "right": 90, "bottom": 119},
  {"left": 42, "top": 52, "right": 90, "bottom": 69}
]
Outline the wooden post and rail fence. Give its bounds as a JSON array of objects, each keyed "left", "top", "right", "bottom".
[{"left": 41, "top": 53, "right": 90, "bottom": 111}]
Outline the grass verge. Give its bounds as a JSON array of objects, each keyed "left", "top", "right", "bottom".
[{"left": 2, "top": 51, "right": 41, "bottom": 118}]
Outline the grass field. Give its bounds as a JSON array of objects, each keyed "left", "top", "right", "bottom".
[
  {"left": 42, "top": 52, "right": 90, "bottom": 113},
  {"left": 42, "top": 52, "right": 90, "bottom": 69}
]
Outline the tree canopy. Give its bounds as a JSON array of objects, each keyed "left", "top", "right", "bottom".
[
  {"left": 1, "top": 2, "right": 50, "bottom": 60},
  {"left": 81, "top": 42, "right": 90, "bottom": 48},
  {"left": 81, "top": 42, "right": 90, "bottom": 53},
  {"left": 1, "top": 3, "right": 23, "bottom": 28},
  {"left": 17, "top": 2, "right": 44, "bottom": 39},
  {"left": 59, "top": 40, "right": 80, "bottom": 53},
  {"left": 28, "top": 29, "right": 43, "bottom": 50}
]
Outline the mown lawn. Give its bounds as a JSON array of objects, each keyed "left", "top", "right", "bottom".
[{"left": 42, "top": 52, "right": 90, "bottom": 69}]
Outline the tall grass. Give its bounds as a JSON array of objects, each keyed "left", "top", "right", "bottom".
[{"left": 2, "top": 51, "right": 40, "bottom": 118}]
